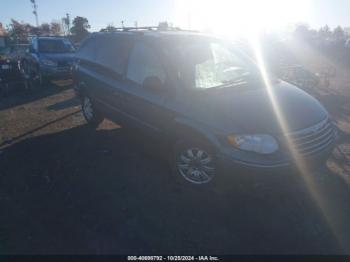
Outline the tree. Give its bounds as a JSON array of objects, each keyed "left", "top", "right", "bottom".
[
  {"left": 40, "top": 23, "right": 50, "bottom": 35},
  {"left": 318, "top": 24, "right": 331, "bottom": 39},
  {"left": 100, "top": 24, "right": 117, "bottom": 32},
  {"left": 333, "top": 25, "right": 345, "bottom": 41},
  {"left": 50, "top": 21, "right": 62, "bottom": 35},
  {"left": 7, "top": 19, "right": 30, "bottom": 43},
  {"left": 29, "top": 26, "right": 41, "bottom": 36},
  {"left": 70, "top": 16, "right": 90, "bottom": 42},
  {"left": 294, "top": 23, "right": 312, "bottom": 40},
  {"left": 0, "top": 23, "right": 7, "bottom": 36},
  {"left": 158, "top": 21, "right": 169, "bottom": 30}
]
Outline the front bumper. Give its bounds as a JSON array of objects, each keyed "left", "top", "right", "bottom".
[
  {"left": 0, "top": 61, "right": 22, "bottom": 83},
  {"left": 41, "top": 65, "right": 72, "bottom": 80},
  {"left": 216, "top": 138, "right": 336, "bottom": 175}
]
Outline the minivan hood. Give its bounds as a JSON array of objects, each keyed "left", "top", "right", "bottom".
[
  {"left": 191, "top": 81, "right": 328, "bottom": 135},
  {"left": 40, "top": 53, "right": 75, "bottom": 62}
]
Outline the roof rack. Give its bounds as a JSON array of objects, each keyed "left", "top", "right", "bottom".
[
  {"left": 100, "top": 26, "right": 197, "bottom": 33},
  {"left": 28, "top": 35, "right": 68, "bottom": 38}
]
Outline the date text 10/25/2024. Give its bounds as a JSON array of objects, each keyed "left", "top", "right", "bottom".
[{"left": 127, "top": 256, "right": 220, "bottom": 261}]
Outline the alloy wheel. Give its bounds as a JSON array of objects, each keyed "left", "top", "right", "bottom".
[{"left": 177, "top": 147, "right": 216, "bottom": 184}]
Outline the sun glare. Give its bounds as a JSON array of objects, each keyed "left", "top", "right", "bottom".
[
  {"left": 175, "top": 0, "right": 311, "bottom": 38},
  {"left": 175, "top": 0, "right": 348, "bottom": 250}
]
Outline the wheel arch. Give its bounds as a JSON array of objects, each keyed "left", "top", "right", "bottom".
[
  {"left": 75, "top": 81, "right": 90, "bottom": 97},
  {"left": 172, "top": 117, "right": 222, "bottom": 152}
]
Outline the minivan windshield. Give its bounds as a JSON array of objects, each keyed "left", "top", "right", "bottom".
[
  {"left": 38, "top": 39, "right": 75, "bottom": 53},
  {"left": 167, "top": 38, "right": 261, "bottom": 90}
]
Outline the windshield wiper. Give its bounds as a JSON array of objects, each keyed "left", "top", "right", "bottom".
[
  {"left": 220, "top": 72, "right": 256, "bottom": 86},
  {"left": 221, "top": 78, "right": 247, "bottom": 86}
]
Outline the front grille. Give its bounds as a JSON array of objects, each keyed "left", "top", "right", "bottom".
[
  {"left": 281, "top": 118, "right": 336, "bottom": 157},
  {"left": 57, "top": 61, "right": 71, "bottom": 69}
]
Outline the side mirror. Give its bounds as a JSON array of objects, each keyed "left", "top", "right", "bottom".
[
  {"left": 142, "top": 76, "right": 163, "bottom": 92},
  {"left": 28, "top": 46, "right": 35, "bottom": 53}
]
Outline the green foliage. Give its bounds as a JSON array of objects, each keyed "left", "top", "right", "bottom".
[
  {"left": 40, "top": 23, "right": 50, "bottom": 35},
  {"left": 0, "top": 23, "right": 6, "bottom": 36},
  {"left": 6, "top": 19, "right": 63, "bottom": 43},
  {"left": 7, "top": 19, "right": 31, "bottom": 43},
  {"left": 319, "top": 24, "right": 331, "bottom": 39},
  {"left": 100, "top": 24, "right": 117, "bottom": 32},
  {"left": 294, "top": 23, "right": 347, "bottom": 44},
  {"left": 333, "top": 25, "right": 345, "bottom": 40},
  {"left": 70, "top": 16, "right": 90, "bottom": 43},
  {"left": 158, "top": 21, "right": 169, "bottom": 30},
  {"left": 294, "top": 23, "right": 311, "bottom": 40}
]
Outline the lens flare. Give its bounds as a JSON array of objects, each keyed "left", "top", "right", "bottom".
[
  {"left": 175, "top": 0, "right": 311, "bottom": 38},
  {"left": 250, "top": 35, "right": 347, "bottom": 251}
]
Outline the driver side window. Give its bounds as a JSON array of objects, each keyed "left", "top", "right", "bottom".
[{"left": 126, "top": 42, "right": 166, "bottom": 87}]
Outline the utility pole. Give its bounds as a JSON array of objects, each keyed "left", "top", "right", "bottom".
[
  {"left": 61, "top": 18, "right": 66, "bottom": 35},
  {"left": 66, "top": 13, "right": 71, "bottom": 35},
  {"left": 121, "top": 20, "right": 124, "bottom": 28},
  {"left": 62, "top": 13, "right": 71, "bottom": 36},
  {"left": 30, "top": 0, "right": 39, "bottom": 27}
]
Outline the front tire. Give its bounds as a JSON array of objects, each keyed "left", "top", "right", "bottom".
[
  {"left": 81, "top": 96, "right": 104, "bottom": 128},
  {"left": 37, "top": 68, "right": 50, "bottom": 88},
  {"left": 20, "top": 60, "right": 35, "bottom": 92},
  {"left": 173, "top": 139, "right": 217, "bottom": 185}
]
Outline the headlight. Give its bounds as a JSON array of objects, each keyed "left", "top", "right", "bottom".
[
  {"left": 41, "top": 59, "right": 57, "bottom": 66},
  {"left": 227, "top": 134, "right": 279, "bottom": 155}
]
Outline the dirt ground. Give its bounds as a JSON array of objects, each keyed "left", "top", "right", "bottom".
[{"left": 0, "top": 68, "right": 350, "bottom": 254}]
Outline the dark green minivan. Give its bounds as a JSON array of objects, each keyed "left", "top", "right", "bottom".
[{"left": 74, "top": 28, "right": 337, "bottom": 185}]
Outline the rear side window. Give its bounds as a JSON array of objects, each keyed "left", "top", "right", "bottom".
[
  {"left": 95, "top": 36, "right": 131, "bottom": 75},
  {"left": 77, "top": 36, "right": 99, "bottom": 62},
  {"left": 38, "top": 39, "right": 74, "bottom": 53},
  {"left": 126, "top": 42, "right": 166, "bottom": 85}
]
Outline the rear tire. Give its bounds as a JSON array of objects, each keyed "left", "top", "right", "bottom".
[{"left": 81, "top": 95, "right": 104, "bottom": 128}]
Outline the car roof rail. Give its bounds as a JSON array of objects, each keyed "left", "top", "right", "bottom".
[
  {"left": 100, "top": 26, "right": 198, "bottom": 33},
  {"left": 28, "top": 35, "right": 68, "bottom": 38},
  {"left": 100, "top": 26, "right": 158, "bottom": 32}
]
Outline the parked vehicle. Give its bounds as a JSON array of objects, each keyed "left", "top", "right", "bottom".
[
  {"left": 345, "top": 38, "right": 350, "bottom": 48},
  {"left": 21, "top": 36, "right": 75, "bottom": 87},
  {"left": 9, "top": 44, "right": 29, "bottom": 61},
  {"left": 0, "top": 44, "right": 28, "bottom": 96},
  {"left": 73, "top": 28, "right": 338, "bottom": 185}
]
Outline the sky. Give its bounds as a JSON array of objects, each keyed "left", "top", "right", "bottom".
[{"left": 1, "top": 0, "right": 350, "bottom": 36}]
